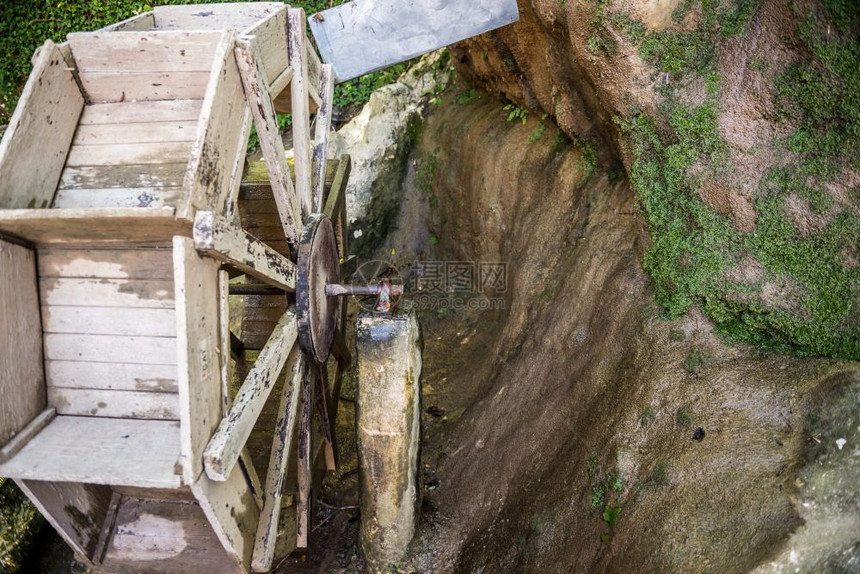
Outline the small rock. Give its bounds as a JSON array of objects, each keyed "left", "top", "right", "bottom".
[
  {"left": 836, "top": 438, "right": 847, "bottom": 450},
  {"left": 692, "top": 427, "right": 706, "bottom": 441}
]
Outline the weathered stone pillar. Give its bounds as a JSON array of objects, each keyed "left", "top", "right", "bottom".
[{"left": 355, "top": 307, "right": 422, "bottom": 572}]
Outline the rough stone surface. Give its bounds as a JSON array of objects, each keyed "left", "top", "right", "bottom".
[
  {"left": 330, "top": 52, "right": 451, "bottom": 257},
  {"left": 355, "top": 307, "right": 422, "bottom": 572}
]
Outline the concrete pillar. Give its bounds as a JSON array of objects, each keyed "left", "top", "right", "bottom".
[{"left": 355, "top": 306, "right": 422, "bottom": 572}]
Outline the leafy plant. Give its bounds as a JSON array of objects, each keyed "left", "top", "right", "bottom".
[{"left": 504, "top": 104, "right": 528, "bottom": 125}]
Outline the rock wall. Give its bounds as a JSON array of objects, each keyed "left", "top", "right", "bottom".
[
  {"left": 450, "top": 0, "right": 860, "bottom": 359},
  {"left": 401, "top": 86, "right": 860, "bottom": 572}
]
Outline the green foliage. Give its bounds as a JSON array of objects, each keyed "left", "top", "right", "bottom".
[
  {"left": 0, "top": 0, "right": 410, "bottom": 126},
  {"left": 602, "top": 506, "right": 622, "bottom": 529},
  {"left": 529, "top": 114, "right": 549, "bottom": 142},
  {"left": 247, "top": 113, "right": 292, "bottom": 154},
  {"left": 0, "top": 478, "right": 42, "bottom": 572},
  {"left": 683, "top": 349, "right": 713, "bottom": 375},
  {"left": 615, "top": 0, "right": 860, "bottom": 359},
  {"left": 456, "top": 88, "right": 480, "bottom": 106},
  {"left": 503, "top": 103, "right": 528, "bottom": 125},
  {"left": 639, "top": 405, "right": 656, "bottom": 425}
]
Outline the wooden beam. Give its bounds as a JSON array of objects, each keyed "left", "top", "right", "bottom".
[
  {"left": 193, "top": 211, "right": 297, "bottom": 291},
  {"left": 0, "top": 408, "right": 55, "bottom": 464},
  {"left": 315, "top": 364, "right": 336, "bottom": 471},
  {"left": 296, "top": 360, "right": 314, "bottom": 549},
  {"left": 288, "top": 7, "right": 313, "bottom": 217},
  {"left": 324, "top": 155, "right": 351, "bottom": 221},
  {"left": 312, "top": 64, "right": 335, "bottom": 212},
  {"left": 235, "top": 36, "right": 302, "bottom": 244},
  {"left": 203, "top": 308, "right": 298, "bottom": 482},
  {"left": 251, "top": 346, "right": 305, "bottom": 572}
]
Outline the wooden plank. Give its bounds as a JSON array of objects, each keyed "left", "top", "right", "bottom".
[
  {"left": 315, "top": 364, "right": 337, "bottom": 471},
  {"left": 0, "top": 40, "right": 83, "bottom": 209},
  {"left": 312, "top": 64, "right": 335, "bottom": 212},
  {"left": 59, "top": 163, "right": 188, "bottom": 190},
  {"left": 16, "top": 480, "right": 113, "bottom": 564},
  {"left": 239, "top": 448, "right": 264, "bottom": 511},
  {"left": 68, "top": 31, "right": 223, "bottom": 73},
  {"left": 0, "top": 241, "right": 46, "bottom": 451},
  {"left": 181, "top": 30, "right": 249, "bottom": 218},
  {"left": 97, "top": 11, "right": 155, "bottom": 32},
  {"left": 234, "top": 37, "right": 302, "bottom": 244},
  {"left": 174, "top": 236, "right": 223, "bottom": 484},
  {"left": 288, "top": 8, "right": 313, "bottom": 217},
  {"left": 296, "top": 360, "right": 314, "bottom": 549},
  {"left": 40, "top": 277, "right": 174, "bottom": 308},
  {"left": 0, "top": 417, "right": 183, "bottom": 488},
  {"left": 154, "top": 2, "right": 284, "bottom": 32},
  {"left": 48, "top": 388, "right": 179, "bottom": 420},
  {"left": 46, "top": 361, "right": 178, "bottom": 393},
  {"left": 305, "top": 42, "right": 323, "bottom": 103},
  {"left": 53, "top": 187, "right": 184, "bottom": 209},
  {"left": 44, "top": 333, "right": 178, "bottom": 364},
  {"left": 92, "top": 491, "right": 122, "bottom": 565},
  {"left": 324, "top": 155, "right": 351, "bottom": 221},
  {"left": 73, "top": 121, "right": 198, "bottom": 145},
  {"left": 193, "top": 211, "right": 297, "bottom": 291},
  {"left": 66, "top": 141, "right": 192, "bottom": 167},
  {"left": 219, "top": 270, "right": 231, "bottom": 412},
  {"left": 79, "top": 100, "right": 203, "bottom": 125},
  {"left": 268, "top": 66, "right": 292, "bottom": 99},
  {"left": 42, "top": 306, "right": 176, "bottom": 337},
  {"left": 79, "top": 71, "right": 211, "bottom": 103},
  {"left": 191, "top": 466, "right": 259, "bottom": 572},
  {"left": 99, "top": 495, "right": 242, "bottom": 574},
  {"left": 38, "top": 247, "right": 173, "bottom": 279},
  {"left": 244, "top": 4, "right": 289, "bottom": 86},
  {"left": 251, "top": 346, "right": 304, "bottom": 572},
  {"left": 222, "top": 106, "right": 253, "bottom": 218},
  {"left": 0, "top": 409, "right": 55, "bottom": 464},
  {"left": 0, "top": 209, "right": 190, "bottom": 245},
  {"left": 203, "top": 309, "right": 298, "bottom": 482}
]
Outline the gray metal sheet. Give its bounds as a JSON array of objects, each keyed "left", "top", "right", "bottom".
[{"left": 308, "top": 0, "right": 519, "bottom": 83}]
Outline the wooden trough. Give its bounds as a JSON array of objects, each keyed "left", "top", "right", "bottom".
[{"left": 0, "top": 3, "right": 346, "bottom": 573}]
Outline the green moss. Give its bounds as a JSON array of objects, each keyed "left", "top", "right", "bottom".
[
  {"left": 614, "top": 0, "right": 860, "bottom": 359},
  {"left": 0, "top": 479, "right": 42, "bottom": 572},
  {"left": 675, "top": 407, "right": 693, "bottom": 429}
]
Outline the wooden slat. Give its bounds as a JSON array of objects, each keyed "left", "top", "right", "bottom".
[
  {"left": 42, "top": 306, "right": 176, "bottom": 337},
  {"left": 234, "top": 37, "right": 301, "bottom": 244},
  {"left": 99, "top": 495, "right": 241, "bottom": 574},
  {"left": 38, "top": 247, "right": 173, "bottom": 279},
  {"left": 252, "top": 346, "right": 304, "bottom": 571},
  {"left": 174, "top": 236, "right": 223, "bottom": 484},
  {"left": 203, "top": 309, "right": 298, "bottom": 482},
  {"left": 193, "top": 211, "right": 297, "bottom": 291},
  {"left": 191, "top": 466, "right": 260, "bottom": 571},
  {"left": 47, "top": 361, "right": 177, "bottom": 393},
  {"left": 0, "top": 417, "right": 183, "bottom": 488},
  {"left": 0, "top": 409, "right": 55, "bottom": 464},
  {"left": 66, "top": 141, "right": 192, "bottom": 167},
  {"left": 0, "top": 40, "right": 83, "bottom": 208},
  {"left": 306, "top": 42, "right": 323, "bottom": 104},
  {"left": 223, "top": 106, "right": 253, "bottom": 218},
  {"left": 79, "top": 71, "right": 212, "bottom": 103},
  {"left": 59, "top": 163, "right": 188, "bottom": 191},
  {"left": 181, "top": 30, "right": 249, "bottom": 218},
  {"left": 244, "top": 4, "right": 289, "bottom": 86},
  {"left": 73, "top": 121, "right": 198, "bottom": 145},
  {"left": 324, "top": 155, "right": 351, "bottom": 221},
  {"left": 48, "top": 388, "right": 179, "bottom": 420},
  {"left": 312, "top": 64, "right": 335, "bottom": 212},
  {"left": 97, "top": 11, "right": 155, "bottom": 32},
  {"left": 17, "top": 480, "right": 113, "bottom": 565},
  {"left": 0, "top": 208, "right": 190, "bottom": 244},
  {"left": 288, "top": 8, "right": 313, "bottom": 217},
  {"left": 79, "top": 100, "right": 203, "bottom": 125},
  {"left": 296, "top": 361, "right": 313, "bottom": 549},
  {"left": 40, "top": 277, "right": 174, "bottom": 308},
  {"left": 44, "top": 333, "right": 177, "bottom": 365},
  {"left": 53, "top": 187, "right": 184, "bottom": 209},
  {"left": 0, "top": 241, "right": 46, "bottom": 450},
  {"left": 92, "top": 491, "right": 122, "bottom": 566},
  {"left": 68, "top": 30, "right": 223, "bottom": 73},
  {"left": 154, "top": 2, "right": 284, "bottom": 32}
]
